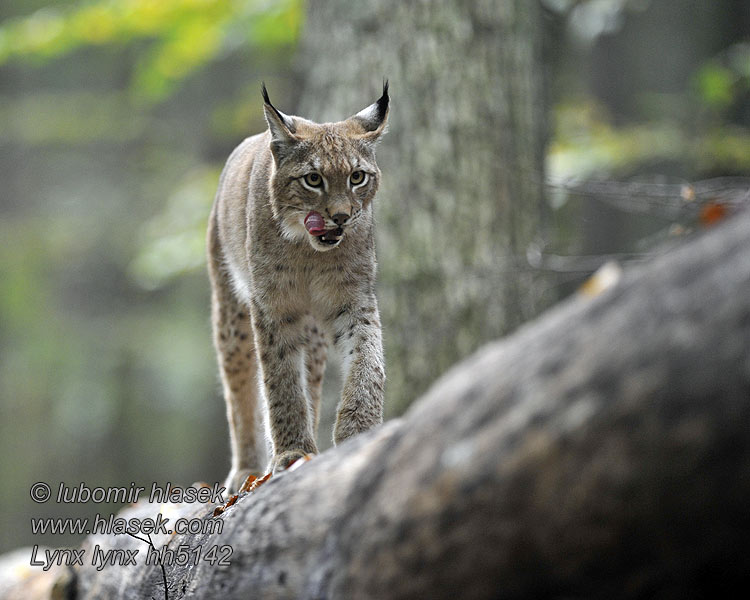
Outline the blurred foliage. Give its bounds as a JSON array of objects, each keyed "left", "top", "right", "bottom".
[
  {"left": 542, "top": 0, "right": 750, "bottom": 311},
  {"left": 130, "top": 166, "right": 221, "bottom": 289},
  {"left": 693, "top": 42, "right": 750, "bottom": 113},
  {"left": 542, "top": 0, "right": 652, "bottom": 42},
  {"left": 547, "top": 4, "right": 750, "bottom": 184},
  {"left": 695, "top": 63, "right": 735, "bottom": 110},
  {"left": 549, "top": 98, "right": 750, "bottom": 183},
  {"left": 0, "top": 91, "right": 147, "bottom": 143},
  {"left": 0, "top": 0, "right": 302, "bottom": 102}
]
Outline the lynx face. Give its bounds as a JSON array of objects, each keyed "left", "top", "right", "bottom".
[{"left": 263, "top": 87, "right": 388, "bottom": 252}]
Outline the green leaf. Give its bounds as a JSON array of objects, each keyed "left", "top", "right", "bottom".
[{"left": 694, "top": 63, "right": 735, "bottom": 110}]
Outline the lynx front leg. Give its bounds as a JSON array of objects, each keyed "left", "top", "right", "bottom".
[
  {"left": 331, "top": 301, "right": 385, "bottom": 444},
  {"left": 304, "top": 320, "right": 328, "bottom": 439},
  {"left": 251, "top": 301, "right": 319, "bottom": 473}
]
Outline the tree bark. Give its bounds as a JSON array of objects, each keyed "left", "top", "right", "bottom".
[
  {"left": 296, "top": 0, "right": 549, "bottom": 413},
  {"left": 6, "top": 208, "right": 748, "bottom": 599}
]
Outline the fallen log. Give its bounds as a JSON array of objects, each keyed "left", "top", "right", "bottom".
[{"left": 8, "top": 208, "right": 750, "bottom": 599}]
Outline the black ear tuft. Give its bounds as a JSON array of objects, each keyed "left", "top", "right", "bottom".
[
  {"left": 375, "top": 79, "right": 389, "bottom": 122},
  {"left": 261, "top": 83, "right": 296, "bottom": 134},
  {"left": 261, "top": 81, "right": 271, "bottom": 105},
  {"left": 351, "top": 80, "right": 390, "bottom": 136}
]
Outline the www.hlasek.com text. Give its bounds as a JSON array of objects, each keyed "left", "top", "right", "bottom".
[{"left": 31, "top": 511, "right": 224, "bottom": 537}]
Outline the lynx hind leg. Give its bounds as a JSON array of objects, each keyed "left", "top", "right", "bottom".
[
  {"left": 209, "top": 252, "right": 265, "bottom": 491},
  {"left": 304, "top": 319, "right": 328, "bottom": 439}
]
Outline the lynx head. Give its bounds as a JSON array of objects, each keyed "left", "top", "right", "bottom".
[{"left": 262, "top": 82, "right": 389, "bottom": 252}]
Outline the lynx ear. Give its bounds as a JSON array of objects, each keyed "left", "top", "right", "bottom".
[
  {"left": 262, "top": 83, "right": 298, "bottom": 162},
  {"left": 350, "top": 80, "right": 389, "bottom": 141}
]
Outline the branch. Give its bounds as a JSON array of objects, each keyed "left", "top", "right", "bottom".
[{"left": 125, "top": 533, "right": 168, "bottom": 600}]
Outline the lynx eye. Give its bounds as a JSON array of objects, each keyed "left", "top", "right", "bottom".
[
  {"left": 303, "top": 172, "right": 323, "bottom": 188},
  {"left": 350, "top": 170, "right": 367, "bottom": 186}
]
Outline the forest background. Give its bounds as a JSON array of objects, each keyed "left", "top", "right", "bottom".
[{"left": 1, "top": 0, "right": 748, "bottom": 554}]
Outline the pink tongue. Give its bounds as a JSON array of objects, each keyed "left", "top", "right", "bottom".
[{"left": 304, "top": 211, "right": 326, "bottom": 235}]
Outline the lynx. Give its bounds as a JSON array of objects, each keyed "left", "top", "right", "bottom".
[{"left": 208, "top": 83, "right": 389, "bottom": 490}]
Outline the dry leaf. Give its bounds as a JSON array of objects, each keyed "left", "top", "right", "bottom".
[
  {"left": 680, "top": 184, "right": 695, "bottom": 202},
  {"left": 238, "top": 474, "right": 258, "bottom": 494},
  {"left": 247, "top": 472, "right": 272, "bottom": 492},
  {"left": 700, "top": 201, "right": 728, "bottom": 226},
  {"left": 213, "top": 493, "right": 239, "bottom": 516},
  {"left": 579, "top": 261, "right": 623, "bottom": 298},
  {"left": 286, "top": 454, "right": 312, "bottom": 472}
]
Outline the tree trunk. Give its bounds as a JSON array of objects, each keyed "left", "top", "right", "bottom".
[
  {"left": 296, "top": 0, "right": 548, "bottom": 413},
  {"left": 6, "top": 208, "right": 749, "bottom": 599}
]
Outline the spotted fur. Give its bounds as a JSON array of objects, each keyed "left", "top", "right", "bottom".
[{"left": 208, "top": 84, "right": 389, "bottom": 489}]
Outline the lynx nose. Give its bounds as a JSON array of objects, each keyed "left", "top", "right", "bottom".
[{"left": 331, "top": 212, "right": 350, "bottom": 226}]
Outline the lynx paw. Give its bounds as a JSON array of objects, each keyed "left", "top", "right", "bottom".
[
  {"left": 225, "top": 468, "right": 261, "bottom": 495},
  {"left": 270, "top": 450, "right": 313, "bottom": 474},
  {"left": 334, "top": 412, "right": 380, "bottom": 445}
]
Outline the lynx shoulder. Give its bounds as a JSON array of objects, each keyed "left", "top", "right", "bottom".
[{"left": 208, "top": 83, "right": 389, "bottom": 489}]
